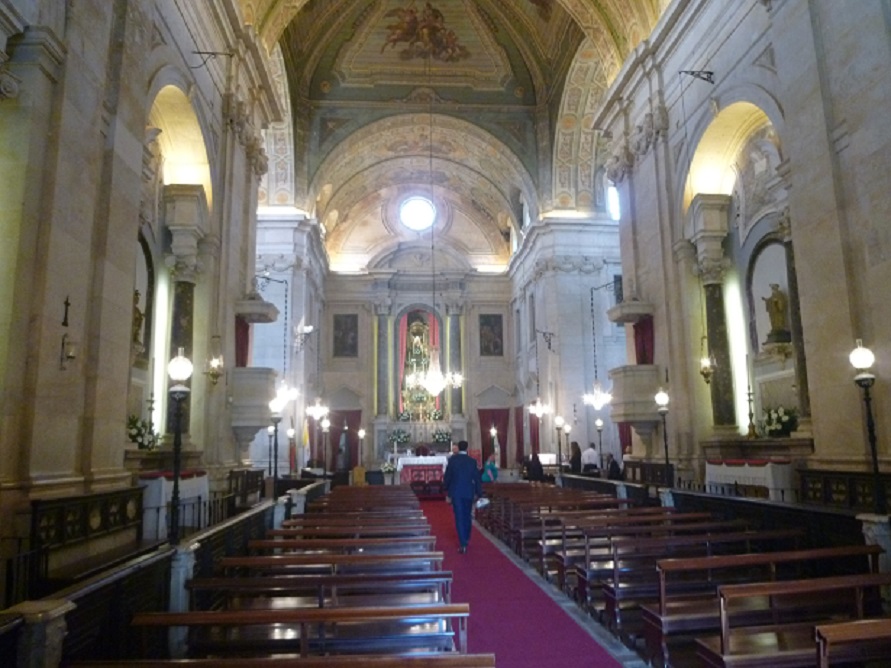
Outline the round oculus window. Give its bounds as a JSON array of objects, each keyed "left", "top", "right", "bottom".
[{"left": 399, "top": 196, "right": 436, "bottom": 231}]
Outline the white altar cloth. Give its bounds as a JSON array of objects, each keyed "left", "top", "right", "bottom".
[
  {"left": 396, "top": 455, "right": 449, "bottom": 472},
  {"left": 705, "top": 459, "right": 793, "bottom": 501},
  {"left": 138, "top": 470, "right": 210, "bottom": 540}
]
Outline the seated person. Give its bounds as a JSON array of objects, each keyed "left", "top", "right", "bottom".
[
  {"left": 605, "top": 453, "right": 623, "bottom": 481},
  {"left": 581, "top": 442, "right": 599, "bottom": 472},
  {"left": 481, "top": 453, "right": 498, "bottom": 483},
  {"left": 525, "top": 453, "right": 544, "bottom": 482},
  {"left": 569, "top": 441, "right": 582, "bottom": 474}
]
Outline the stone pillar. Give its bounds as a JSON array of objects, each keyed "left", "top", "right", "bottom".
[
  {"left": 168, "top": 543, "right": 198, "bottom": 658},
  {"left": 8, "top": 599, "right": 76, "bottom": 668},
  {"left": 658, "top": 487, "right": 675, "bottom": 508},
  {"left": 689, "top": 194, "right": 736, "bottom": 428},
  {"left": 163, "top": 185, "right": 208, "bottom": 434},
  {"left": 779, "top": 209, "right": 811, "bottom": 420},
  {"left": 859, "top": 513, "right": 891, "bottom": 613},
  {"left": 375, "top": 302, "right": 391, "bottom": 416},
  {"left": 447, "top": 304, "right": 463, "bottom": 416}
]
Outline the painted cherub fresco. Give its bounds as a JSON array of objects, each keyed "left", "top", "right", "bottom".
[{"left": 381, "top": 3, "right": 469, "bottom": 62}]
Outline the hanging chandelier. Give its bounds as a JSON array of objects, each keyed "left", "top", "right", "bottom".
[
  {"left": 583, "top": 288, "right": 613, "bottom": 410},
  {"left": 416, "top": 53, "right": 462, "bottom": 399},
  {"left": 528, "top": 396, "right": 551, "bottom": 418},
  {"left": 583, "top": 382, "right": 613, "bottom": 411}
]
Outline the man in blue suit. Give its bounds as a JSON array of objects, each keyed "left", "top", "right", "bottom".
[{"left": 443, "top": 440, "right": 482, "bottom": 553}]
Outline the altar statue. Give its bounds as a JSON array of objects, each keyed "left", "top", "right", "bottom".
[{"left": 762, "top": 283, "right": 791, "bottom": 343}]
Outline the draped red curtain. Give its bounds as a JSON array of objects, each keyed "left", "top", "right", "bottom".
[
  {"left": 235, "top": 316, "right": 250, "bottom": 367},
  {"left": 329, "top": 410, "right": 362, "bottom": 470},
  {"left": 529, "top": 412, "right": 540, "bottom": 455},
  {"left": 634, "top": 315, "right": 654, "bottom": 364},
  {"left": 477, "top": 408, "right": 510, "bottom": 466},
  {"left": 617, "top": 422, "right": 633, "bottom": 454},
  {"left": 513, "top": 406, "right": 524, "bottom": 465}
]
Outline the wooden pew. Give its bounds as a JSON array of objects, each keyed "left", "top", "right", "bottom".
[
  {"left": 130, "top": 604, "right": 471, "bottom": 657},
  {"left": 187, "top": 571, "right": 453, "bottom": 608},
  {"left": 695, "top": 573, "right": 891, "bottom": 667},
  {"left": 71, "top": 653, "right": 497, "bottom": 667},
  {"left": 535, "top": 505, "right": 674, "bottom": 579},
  {"left": 599, "top": 528, "right": 804, "bottom": 640},
  {"left": 248, "top": 535, "right": 438, "bottom": 554},
  {"left": 266, "top": 524, "right": 431, "bottom": 539},
  {"left": 549, "top": 510, "right": 725, "bottom": 588},
  {"left": 217, "top": 551, "right": 445, "bottom": 576},
  {"left": 568, "top": 512, "right": 721, "bottom": 608},
  {"left": 640, "top": 543, "right": 883, "bottom": 666},
  {"left": 815, "top": 617, "right": 891, "bottom": 668}
]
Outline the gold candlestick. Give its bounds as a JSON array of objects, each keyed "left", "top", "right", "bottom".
[{"left": 746, "top": 385, "right": 757, "bottom": 439}]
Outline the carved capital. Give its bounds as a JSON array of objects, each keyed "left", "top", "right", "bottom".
[
  {"left": 0, "top": 65, "right": 20, "bottom": 98},
  {"left": 695, "top": 256, "right": 729, "bottom": 285},
  {"left": 605, "top": 135, "right": 633, "bottom": 183}
]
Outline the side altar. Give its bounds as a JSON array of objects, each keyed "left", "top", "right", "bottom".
[{"left": 701, "top": 436, "right": 814, "bottom": 501}]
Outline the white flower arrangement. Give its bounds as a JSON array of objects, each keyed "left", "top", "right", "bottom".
[
  {"left": 388, "top": 428, "right": 410, "bottom": 444},
  {"left": 381, "top": 461, "right": 396, "bottom": 473},
  {"left": 762, "top": 405, "right": 798, "bottom": 436},
  {"left": 432, "top": 428, "right": 451, "bottom": 444},
  {"left": 127, "top": 415, "right": 159, "bottom": 450}
]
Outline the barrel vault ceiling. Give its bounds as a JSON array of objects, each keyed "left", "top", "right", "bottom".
[{"left": 241, "top": 0, "right": 663, "bottom": 273}]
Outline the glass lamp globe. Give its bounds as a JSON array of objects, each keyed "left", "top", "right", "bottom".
[
  {"left": 850, "top": 339, "right": 875, "bottom": 372},
  {"left": 168, "top": 347, "right": 193, "bottom": 382}
]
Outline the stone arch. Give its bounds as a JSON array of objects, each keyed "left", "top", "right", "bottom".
[
  {"left": 310, "top": 113, "right": 536, "bottom": 225},
  {"left": 550, "top": 38, "right": 614, "bottom": 212},
  {"left": 259, "top": 43, "right": 296, "bottom": 207},
  {"left": 146, "top": 83, "right": 214, "bottom": 209}
]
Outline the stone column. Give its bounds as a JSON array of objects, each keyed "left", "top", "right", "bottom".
[
  {"left": 163, "top": 185, "right": 208, "bottom": 434},
  {"left": 689, "top": 194, "right": 736, "bottom": 429},
  {"left": 168, "top": 543, "right": 198, "bottom": 658},
  {"left": 447, "top": 303, "right": 463, "bottom": 416},
  {"left": 8, "top": 599, "right": 76, "bottom": 668},
  {"left": 375, "top": 302, "right": 391, "bottom": 417},
  {"left": 778, "top": 208, "right": 811, "bottom": 420},
  {"left": 859, "top": 513, "right": 891, "bottom": 613}
]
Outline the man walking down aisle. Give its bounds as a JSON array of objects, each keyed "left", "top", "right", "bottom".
[{"left": 443, "top": 440, "right": 482, "bottom": 554}]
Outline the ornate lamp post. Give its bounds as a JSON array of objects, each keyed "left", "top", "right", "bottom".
[
  {"left": 269, "top": 383, "right": 298, "bottom": 481},
  {"left": 287, "top": 427, "right": 296, "bottom": 475},
  {"left": 321, "top": 417, "right": 331, "bottom": 475},
  {"left": 306, "top": 398, "right": 329, "bottom": 467},
  {"left": 563, "top": 423, "right": 572, "bottom": 469},
  {"left": 266, "top": 425, "right": 274, "bottom": 476},
  {"left": 655, "top": 388, "right": 671, "bottom": 487},
  {"left": 167, "top": 347, "right": 193, "bottom": 545},
  {"left": 554, "top": 415, "right": 565, "bottom": 472},
  {"left": 595, "top": 417, "right": 604, "bottom": 468},
  {"left": 850, "top": 340, "right": 885, "bottom": 514}
]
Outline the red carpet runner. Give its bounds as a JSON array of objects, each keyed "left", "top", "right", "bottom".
[{"left": 422, "top": 499, "right": 625, "bottom": 668}]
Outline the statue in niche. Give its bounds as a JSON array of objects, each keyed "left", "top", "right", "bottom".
[
  {"left": 762, "top": 283, "right": 791, "bottom": 344},
  {"left": 401, "top": 315, "right": 435, "bottom": 420},
  {"left": 132, "top": 290, "right": 145, "bottom": 346}
]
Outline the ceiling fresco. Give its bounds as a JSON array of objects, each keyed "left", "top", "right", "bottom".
[{"left": 243, "top": 0, "right": 663, "bottom": 272}]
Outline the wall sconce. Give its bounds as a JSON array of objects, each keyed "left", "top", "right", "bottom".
[
  {"left": 295, "top": 324, "right": 315, "bottom": 354},
  {"left": 205, "top": 334, "right": 224, "bottom": 385},
  {"left": 60, "top": 333, "right": 77, "bottom": 370}
]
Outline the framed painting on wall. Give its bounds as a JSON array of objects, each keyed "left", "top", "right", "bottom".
[
  {"left": 333, "top": 314, "right": 358, "bottom": 358},
  {"left": 479, "top": 314, "right": 503, "bottom": 357}
]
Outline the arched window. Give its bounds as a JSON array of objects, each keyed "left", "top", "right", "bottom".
[
  {"left": 399, "top": 196, "right": 436, "bottom": 231},
  {"left": 607, "top": 184, "right": 621, "bottom": 221}
]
